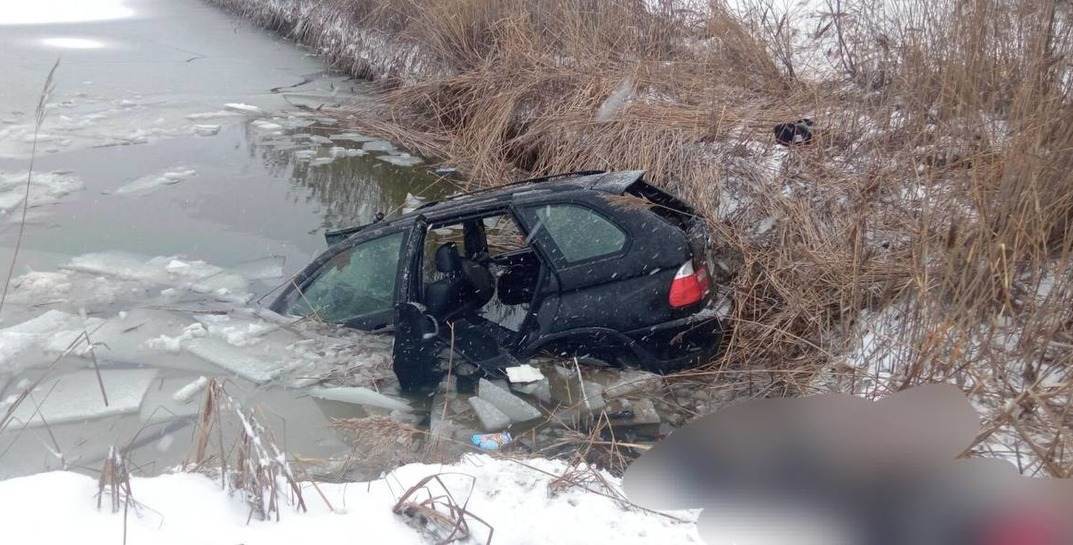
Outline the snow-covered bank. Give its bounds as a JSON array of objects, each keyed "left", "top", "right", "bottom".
[{"left": 0, "top": 455, "right": 699, "bottom": 545}]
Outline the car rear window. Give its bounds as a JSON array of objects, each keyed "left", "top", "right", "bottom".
[{"left": 527, "top": 203, "right": 626, "bottom": 263}]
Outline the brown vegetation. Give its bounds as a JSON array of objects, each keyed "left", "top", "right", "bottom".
[{"left": 211, "top": 0, "right": 1073, "bottom": 477}]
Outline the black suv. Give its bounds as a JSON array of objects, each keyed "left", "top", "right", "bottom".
[{"left": 271, "top": 171, "right": 723, "bottom": 390}]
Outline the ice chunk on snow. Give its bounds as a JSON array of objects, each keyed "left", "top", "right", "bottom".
[
  {"left": 172, "top": 376, "right": 209, "bottom": 403},
  {"left": 468, "top": 396, "right": 510, "bottom": 431},
  {"left": 115, "top": 167, "right": 196, "bottom": 195},
  {"left": 308, "top": 386, "right": 411, "bottom": 412},
  {"left": 6, "top": 369, "right": 157, "bottom": 428},
  {"left": 224, "top": 103, "right": 262, "bottom": 114},
  {"left": 478, "top": 378, "right": 541, "bottom": 423}
]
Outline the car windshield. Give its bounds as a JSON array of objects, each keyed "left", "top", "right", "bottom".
[{"left": 287, "top": 231, "right": 405, "bottom": 322}]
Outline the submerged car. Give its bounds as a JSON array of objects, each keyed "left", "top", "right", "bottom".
[{"left": 271, "top": 170, "right": 723, "bottom": 390}]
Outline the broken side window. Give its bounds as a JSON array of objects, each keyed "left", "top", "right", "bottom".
[{"left": 288, "top": 231, "right": 405, "bottom": 323}]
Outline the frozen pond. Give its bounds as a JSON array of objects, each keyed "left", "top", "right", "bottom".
[{"left": 0, "top": 0, "right": 451, "bottom": 478}]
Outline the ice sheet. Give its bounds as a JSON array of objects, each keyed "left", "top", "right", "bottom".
[
  {"left": 0, "top": 170, "right": 84, "bottom": 214},
  {"left": 6, "top": 369, "right": 158, "bottom": 428},
  {"left": 308, "top": 386, "right": 411, "bottom": 412},
  {"left": 115, "top": 167, "right": 197, "bottom": 195},
  {"left": 184, "top": 337, "right": 290, "bottom": 383},
  {"left": 0, "top": 310, "right": 102, "bottom": 372},
  {"left": 65, "top": 251, "right": 251, "bottom": 302}
]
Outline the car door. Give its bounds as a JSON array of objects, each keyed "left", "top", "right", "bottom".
[
  {"left": 271, "top": 227, "right": 410, "bottom": 330},
  {"left": 390, "top": 216, "right": 444, "bottom": 391}
]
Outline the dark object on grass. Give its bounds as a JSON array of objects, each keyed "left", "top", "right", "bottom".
[
  {"left": 273, "top": 171, "right": 724, "bottom": 390},
  {"left": 774, "top": 118, "right": 814, "bottom": 146}
]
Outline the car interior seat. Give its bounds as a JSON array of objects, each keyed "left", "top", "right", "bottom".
[{"left": 424, "top": 242, "right": 494, "bottom": 321}]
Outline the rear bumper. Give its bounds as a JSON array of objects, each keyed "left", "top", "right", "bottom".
[{"left": 624, "top": 305, "right": 724, "bottom": 372}]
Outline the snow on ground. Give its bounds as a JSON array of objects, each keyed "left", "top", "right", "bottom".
[{"left": 0, "top": 455, "right": 700, "bottom": 545}]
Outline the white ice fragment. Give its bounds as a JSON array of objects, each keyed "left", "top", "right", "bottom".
[
  {"left": 224, "top": 103, "right": 263, "bottom": 114},
  {"left": 115, "top": 167, "right": 196, "bottom": 195},
  {"left": 505, "top": 364, "right": 544, "bottom": 384},
  {"left": 328, "top": 132, "right": 374, "bottom": 143},
  {"left": 293, "top": 149, "right": 316, "bottom": 160},
  {"left": 377, "top": 153, "right": 423, "bottom": 167},
  {"left": 361, "top": 140, "right": 395, "bottom": 153},
  {"left": 0, "top": 170, "right": 84, "bottom": 212},
  {"left": 251, "top": 119, "right": 283, "bottom": 131},
  {"left": 345, "top": 148, "right": 365, "bottom": 157},
  {"left": 5, "top": 369, "right": 157, "bottom": 428},
  {"left": 172, "top": 376, "right": 209, "bottom": 403},
  {"left": 184, "top": 337, "right": 286, "bottom": 383},
  {"left": 230, "top": 255, "right": 285, "bottom": 280},
  {"left": 144, "top": 322, "right": 206, "bottom": 353},
  {"left": 468, "top": 396, "right": 511, "bottom": 431},
  {"left": 0, "top": 310, "right": 100, "bottom": 371},
  {"left": 310, "top": 157, "right": 334, "bottom": 166},
  {"left": 328, "top": 146, "right": 347, "bottom": 158},
  {"left": 308, "top": 386, "right": 411, "bottom": 412},
  {"left": 192, "top": 124, "right": 220, "bottom": 136},
  {"left": 478, "top": 378, "right": 541, "bottom": 423},
  {"left": 185, "top": 111, "right": 244, "bottom": 120}
]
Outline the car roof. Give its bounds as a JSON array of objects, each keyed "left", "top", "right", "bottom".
[{"left": 326, "top": 170, "right": 646, "bottom": 243}]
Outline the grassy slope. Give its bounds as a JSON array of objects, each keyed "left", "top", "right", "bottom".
[{"left": 209, "top": 0, "right": 1073, "bottom": 477}]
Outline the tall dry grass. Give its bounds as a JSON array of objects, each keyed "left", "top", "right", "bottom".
[{"left": 211, "top": 0, "right": 1073, "bottom": 476}]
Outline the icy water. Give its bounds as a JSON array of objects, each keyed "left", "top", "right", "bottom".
[{"left": 0, "top": 0, "right": 451, "bottom": 478}]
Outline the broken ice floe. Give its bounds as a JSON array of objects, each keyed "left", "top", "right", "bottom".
[
  {"left": 361, "top": 140, "right": 395, "bottom": 153},
  {"left": 469, "top": 396, "right": 510, "bottom": 431},
  {"left": 251, "top": 119, "right": 284, "bottom": 131},
  {"left": 224, "top": 103, "right": 263, "bottom": 114},
  {"left": 478, "top": 378, "right": 541, "bottom": 423},
  {"left": 308, "top": 386, "right": 411, "bottom": 412},
  {"left": 5, "top": 369, "right": 158, "bottom": 428},
  {"left": 171, "top": 376, "right": 209, "bottom": 403},
  {"left": 0, "top": 170, "right": 84, "bottom": 215},
  {"left": 328, "top": 132, "right": 374, "bottom": 143},
  {"left": 376, "top": 153, "right": 423, "bottom": 167},
  {"left": 66, "top": 251, "right": 253, "bottom": 303},
  {"left": 114, "top": 167, "right": 197, "bottom": 195},
  {"left": 505, "top": 364, "right": 544, "bottom": 384},
  {"left": 0, "top": 310, "right": 103, "bottom": 372},
  {"left": 192, "top": 124, "right": 221, "bottom": 136}
]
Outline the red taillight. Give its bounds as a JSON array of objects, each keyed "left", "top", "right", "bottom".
[{"left": 668, "top": 260, "right": 710, "bottom": 308}]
